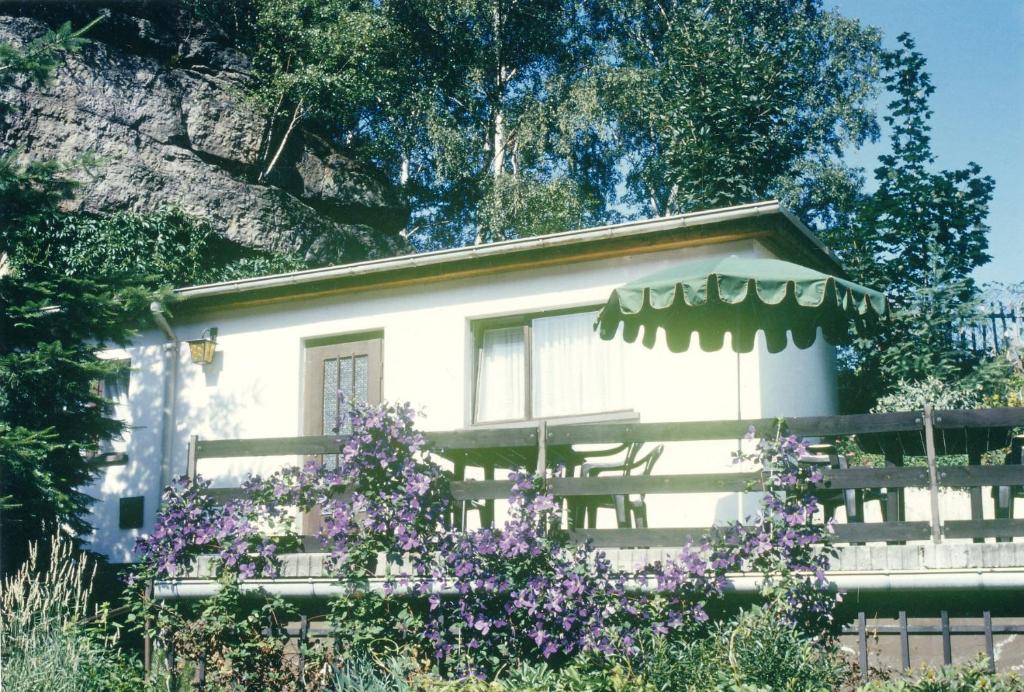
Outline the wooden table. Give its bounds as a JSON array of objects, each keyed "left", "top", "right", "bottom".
[{"left": 437, "top": 439, "right": 630, "bottom": 530}]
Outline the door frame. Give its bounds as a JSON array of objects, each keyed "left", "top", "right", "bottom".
[{"left": 299, "top": 333, "right": 383, "bottom": 546}]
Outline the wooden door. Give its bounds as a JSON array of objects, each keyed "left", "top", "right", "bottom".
[{"left": 301, "top": 336, "right": 383, "bottom": 545}]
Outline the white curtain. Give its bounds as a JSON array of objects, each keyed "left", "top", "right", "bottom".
[
  {"left": 475, "top": 327, "right": 526, "bottom": 422},
  {"left": 532, "top": 311, "right": 626, "bottom": 418}
]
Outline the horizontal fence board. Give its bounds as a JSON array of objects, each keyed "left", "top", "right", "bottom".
[
  {"left": 937, "top": 466, "right": 1024, "bottom": 487},
  {"left": 196, "top": 435, "right": 344, "bottom": 458},
  {"left": 194, "top": 466, "right": 1017, "bottom": 501},
  {"left": 193, "top": 408, "right": 1023, "bottom": 460},
  {"left": 568, "top": 522, "right": 933, "bottom": 547},
  {"left": 787, "top": 412, "right": 925, "bottom": 437},
  {"left": 820, "top": 467, "right": 931, "bottom": 489},
  {"left": 450, "top": 468, "right": 937, "bottom": 500},
  {"left": 569, "top": 528, "right": 711, "bottom": 548},
  {"left": 842, "top": 624, "right": 1024, "bottom": 635},
  {"left": 449, "top": 480, "right": 513, "bottom": 500},
  {"left": 544, "top": 412, "right": 924, "bottom": 445},
  {"left": 943, "top": 519, "right": 1024, "bottom": 539},
  {"left": 196, "top": 429, "right": 542, "bottom": 459},
  {"left": 430, "top": 428, "right": 539, "bottom": 449},
  {"left": 450, "top": 473, "right": 762, "bottom": 500},
  {"left": 206, "top": 488, "right": 248, "bottom": 502},
  {"left": 832, "top": 522, "right": 933, "bottom": 542},
  {"left": 933, "top": 408, "right": 1024, "bottom": 430}
]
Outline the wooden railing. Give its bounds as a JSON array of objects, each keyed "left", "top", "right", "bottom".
[{"left": 186, "top": 407, "right": 1024, "bottom": 549}]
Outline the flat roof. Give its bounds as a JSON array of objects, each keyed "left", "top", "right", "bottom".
[{"left": 171, "top": 200, "right": 842, "bottom": 314}]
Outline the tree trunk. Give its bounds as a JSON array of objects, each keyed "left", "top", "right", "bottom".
[
  {"left": 399, "top": 155, "right": 410, "bottom": 186},
  {"left": 493, "top": 109, "right": 506, "bottom": 176},
  {"left": 259, "top": 98, "right": 304, "bottom": 184}
]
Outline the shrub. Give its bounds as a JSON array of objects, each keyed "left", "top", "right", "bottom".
[
  {"left": 424, "top": 470, "right": 632, "bottom": 677},
  {"left": 858, "top": 655, "right": 1024, "bottom": 691},
  {"left": 873, "top": 375, "right": 981, "bottom": 413},
  {"left": 642, "top": 604, "right": 850, "bottom": 691},
  {"left": 0, "top": 534, "right": 144, "bottom": 691},
  {"left": 131, "top": 405, "right": 841, "bottom": 685}
]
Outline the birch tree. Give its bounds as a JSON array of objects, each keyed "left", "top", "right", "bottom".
[
  {"left": 378, "top": 0, "right": 617, "bottom": 247},
  {"left": 602, "top": 0, "right": 881, "bottom": 218}
]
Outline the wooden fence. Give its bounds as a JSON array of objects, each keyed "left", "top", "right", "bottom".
[
  {"left": 186, "top": 406, "right": 1024, "bottom": 547},
  {"left": 154, "top": 609, "right": 1020, "bottom": 685},
  {"left": 844, "top": 610, "right": 1023, "bottom": 677}
]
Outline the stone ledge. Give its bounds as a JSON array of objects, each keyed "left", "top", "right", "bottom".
[{"left": 170, "top": 543, "right": 1024, "bottom": 581}]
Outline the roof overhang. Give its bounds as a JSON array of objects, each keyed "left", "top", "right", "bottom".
[{"left": 170, "top": 201, "right": 843, "bottom": 315}]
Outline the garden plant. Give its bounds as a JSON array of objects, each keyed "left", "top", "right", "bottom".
[
  {"left": 6, "top": 402, "right": 1024, "bottom": 689},
  {"left": 127, "top": 402, "right": 845, "bottom": 688}
]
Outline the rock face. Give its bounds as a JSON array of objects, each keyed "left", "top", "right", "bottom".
[{"left": 0, "top": 8, "right": 409, "bottom": 263}]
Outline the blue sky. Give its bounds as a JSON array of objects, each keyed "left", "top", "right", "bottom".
[{"left": 831, "top": 0, "right": 1023, "bottom": 288}]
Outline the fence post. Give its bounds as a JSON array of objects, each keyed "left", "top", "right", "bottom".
[
  {"left": 143, "top": 580, "right": 153, "bottom": 677},
  {"left": 899, "top": 610, "right": 911, "bottom": 670},
  {"left": 940, "top": 610, "right": 952, "bottom": 665},
  {"left": 166, "top": 632, "right": 178, "bottom": 689},
  {"left": 923, "top": 404, "right": 943, "bottom": 544},
  {"left": 858, "top": 611, "right": 868, "bottom": 680},
  {"left": 536, "top": 420, "right": 547, "bottom": 476},
  {"left": 197, "top": 652, "right": 207, "bottom": 691},
  {"left": 984, "top": 611, "right": 995, "bottom": 672},
  {"left": 187, "top": 434, "right": 199, "bottom": 480},
  {"left": 298, "top": 615, "right": 308, "bottom": 692}
]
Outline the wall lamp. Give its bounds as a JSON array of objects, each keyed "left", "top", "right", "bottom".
[{"left": 187, "top": 327, "right": 218, "bottom": 365}]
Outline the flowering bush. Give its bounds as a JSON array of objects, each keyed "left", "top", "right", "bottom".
[
  {"left": 133, "top": 476, "right": 291, "bottom": 582},
  {"left": 730, "top": 430, "right": 840, "bottom": 635},
  {"left": 129, "top": 404, "right": 839, "bottom": 684},
  {"left": 250, "top": 401, "right": 451, "bottom": 577},
  {"left": 424, "top": 470, "right": 630, "bottom": 677}
]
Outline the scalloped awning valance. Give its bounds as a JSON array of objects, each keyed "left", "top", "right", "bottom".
[{"left": 596, "top": 255, "right": 887, "bottom": 354}]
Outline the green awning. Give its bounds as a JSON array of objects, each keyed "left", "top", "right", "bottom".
[{"left": 596, "top": 255, "right": 887, "bottom": 354}]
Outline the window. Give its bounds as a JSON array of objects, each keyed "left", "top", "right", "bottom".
[
  {"left": 304, "top": 336, "right": 383, "bottom": 438},
  {"left": 473, "top": 309, "right": 627, "bottom": 423},
  {"left": 119, "top": 496, "right": 144, "bottom": 529},
  {"left": 94, "top": 363, "right": 130, "bottom": 407},
  {"left": 90, "top": 359, "right": 130, "bottom": 466}
]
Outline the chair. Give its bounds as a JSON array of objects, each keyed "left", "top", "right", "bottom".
[
  {"left": 456, "top": 443, "right": 638, "bottom": 530},
  {"left": 577, "top": 443, "right": 665, "bottom": 529},
  {"left": 798, "top": 444, "right": 863, "bottom": 524},
  {"left": 993, "top": 435, "right": 1024, "bottom": 523}
]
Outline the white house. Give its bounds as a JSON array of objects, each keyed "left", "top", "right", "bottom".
[{"left": 87, "top": 200, "right": 844, "bottom": 562}]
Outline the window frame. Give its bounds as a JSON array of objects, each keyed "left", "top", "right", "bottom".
[
  {"left": 88, "top": 358, "right": 131, "bottom": 466},
  {"left": 302, "top": 332, "right": 384, "bottom": 438},
  {"left": 471, "top": 305, "right": 634, "bottom": 425},
  {"left": 300, "top": 332, "right": 384, "bottom": 550}
]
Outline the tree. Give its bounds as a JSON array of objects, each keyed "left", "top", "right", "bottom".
[
  {"left": 0, "top": 19, "right": 152, "bottom": 573},
  {"left": 191, "top": 1, "right": 890, "bottom": 248},
  {"left": 831, "top": 33, "right": 995, "bottom": 412},
  {"left": 601, "top": 0, "right": 881, "bottom": 218},
  {"left": 0, "top": 276, "right": 150, "bottom": 572},
  {"left": 189, "top": 0, "right": 619, "bottom": 248},
  {"left": 378, "top": 0, "right": 618, "bottom": 246}
]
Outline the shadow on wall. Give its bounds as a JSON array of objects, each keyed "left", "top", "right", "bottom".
[
  {"left": 757, "top": 329, "right": 839, "bottom": 420},
  {"left": 84, "top": 343, "right": 249, "bottom": 563}
]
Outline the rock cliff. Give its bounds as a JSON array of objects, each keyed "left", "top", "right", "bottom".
[{"left": 0, "top": 6, "right": 409, "bottom": 264}]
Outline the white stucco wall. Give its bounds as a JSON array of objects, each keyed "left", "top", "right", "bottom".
[{"left": 85, "top": 238, "right": 841, "bottom": 561}]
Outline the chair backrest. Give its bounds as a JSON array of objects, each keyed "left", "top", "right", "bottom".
[
  {"left": 1008, "top": 436, "right": 1024, "bottom": 466},
  {"left": 624, "top": 443, "right": 664, "bottom": 477},
  {"left": 800, "top": 443, "right": 848, "bottom": 470},
  {"left": 639, "top": 444, "right": 664, "bottom": 476},
  {"left": 621, "top": 443, "right": 641, "bottom": 477}
]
